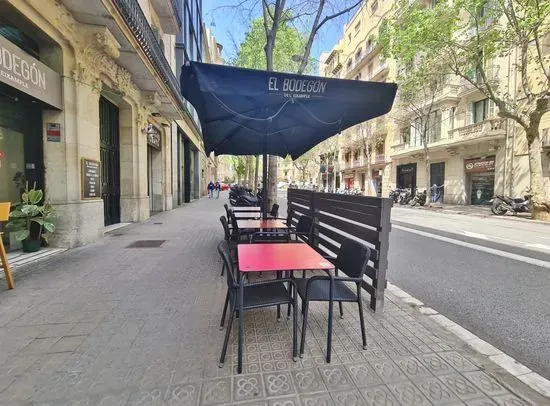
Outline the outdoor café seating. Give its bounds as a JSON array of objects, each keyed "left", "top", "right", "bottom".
[{"left": 217, "top": 241, "right": 298, "bottom": 369}]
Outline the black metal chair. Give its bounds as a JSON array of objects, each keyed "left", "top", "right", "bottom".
[
  {"left": 219, "top": 216, "right": 239, "bottom": 276},
  {"left": 268, "top": 203, "right": 280, "bottom": 218},
  {"left": 229, "top": 209, "right": 255, "bottom": 241},
  {"left": 293, "top": 238, "right": 371, "bottom": 363},
  {"left": 288, "top": 215, "right": 313, "bottom": 244},
  {"left": 217, "top": 241, "right": 298, "bottom": 372}
]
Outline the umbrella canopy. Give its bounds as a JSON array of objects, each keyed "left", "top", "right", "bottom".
[{"left": 180, "top": 62, "right": 397, "bottom": 160}]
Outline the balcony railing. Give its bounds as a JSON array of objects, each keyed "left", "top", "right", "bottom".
[
  {"left": 374, "top": 154, "right": 386, "bottom": 163},
  {"left": 113, "top": 0, "right": 187, "bottom": 115},
  {"left": 448, "top": 118, "right": 505, "bottom": 139},
  {"left": 368, "top": 61, "right": 388, "bottom": 80}
]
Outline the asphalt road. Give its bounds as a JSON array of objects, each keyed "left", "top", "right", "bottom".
[{"left": 276, "top": 191, "right": 550, "bottom": 379}]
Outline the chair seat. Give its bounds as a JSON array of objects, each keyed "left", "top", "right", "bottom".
[
  {"left": 237, "top": 282, "right": 291, "bottom": 309},
  {"left": 295, "top": 278, "right": 357, "bottom": 302}
]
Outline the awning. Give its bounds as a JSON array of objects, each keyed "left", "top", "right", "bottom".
[{"left": 180, "top": 62, "right": 397, "bottom": 160}]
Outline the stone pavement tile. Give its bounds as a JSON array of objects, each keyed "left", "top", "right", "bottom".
[
  {"left": 37, "top": 323, "right": 73, "bottom": 338},
  {"left": 233, "top": 373, "right": 264, "bottom": 402},
  {"left": 387, "top": 381, "right": 432, "bottom": 405},
  {"left": 20, "top": 337, "right": 60, "bottom": 354},
  {"left": 393, "top": 355, "right": 434, "bottom": 380},
  {"left": 492, "top": 394, "right": 534, "bottom": 406},
  {"left": 368, "top": 358, "right": 408, "bottom": 383},
  {"left": 267, "top": 396, "right": 299, "bottom": 406},
  {"left": 465, "top": 398, "right": 498, "bottom": 405},
  {"left": 439, "top": 351, "right": 480, "bottom": 372},
  {"left": 48, "top": 335, "right": 87, "bottom": 353},
  {"left": 329, "top": 389, "right": 365, "bottom": 406},
  {"left": 416, "top": 352, "right": 456, "bottom": 376},
  {"left": 318, "top": 365, "right": 355, "bottom": 391},
  {"left": 463, "top": 371, "right": 510, "bottom": 398},
  {"left": 345, "top": 362, "right": 383, "bottom": 388},
  {"left": 290, "top": 368, "right": 326, "bottom": 394},
  {"left": 439, "top": 373, "right": 488, "bottom": 401},
  {"left": 201, "top": 377, "right": 232, "bottom": 405},
  {"left": 164, "top": 383, "right": 202, "bottom": 406},
  {"left": 127, "top": 386, "right": 167, "bottom": 406},
  {"left": 358, "top": 384, "right": 401, "bottom": 406},
  {"left": 414, "top": 376, "right": 461, "bottom": 404},
  {"left": 299, "top": 392, "right": 335, "bottom": 406},
  {"left": 263, "top": 372, "right": 295, "bottom": 397}
]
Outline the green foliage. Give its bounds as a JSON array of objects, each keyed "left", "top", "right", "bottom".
[
  {"left": 232, "top": 15, "right": 313, "bottom": 73},
  {"left": 231, "top": 156, "right": 247, "bottom": 178},
  {"left": 7, "top": 183, "right": 56, "bottom": 242}
]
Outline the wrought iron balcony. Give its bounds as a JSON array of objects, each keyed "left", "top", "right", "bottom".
[{"left": 113, "top": 0, "right": 187, "bottom": 115}]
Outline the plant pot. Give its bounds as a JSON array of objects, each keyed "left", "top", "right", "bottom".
[{"left": 22, "top": 239, "right": 41, "bottom": 253}]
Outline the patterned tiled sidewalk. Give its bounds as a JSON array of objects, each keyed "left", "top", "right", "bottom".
[{"left": 0, "top": 195, "right": 547, "bottom": 405}]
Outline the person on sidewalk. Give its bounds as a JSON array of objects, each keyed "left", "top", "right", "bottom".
[
  {"left": 215, "top": 181, "right": 221, "bottom": 199},
  {"left": 207, "top": 181, "right": 215, "bottom": 198}
]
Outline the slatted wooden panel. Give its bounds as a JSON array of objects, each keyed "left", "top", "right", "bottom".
[{"left": 287, "top": 189, "right": 392, "bottom": 312}]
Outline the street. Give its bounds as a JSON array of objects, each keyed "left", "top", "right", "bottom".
[{"left": 279, "top": 191, "right": 550, "bottom": 379}]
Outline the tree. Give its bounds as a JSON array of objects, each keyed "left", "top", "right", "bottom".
[
  {"left": 292, "top": 149, "right": 318, "bottom": 184},
  {"left": 214, "top": 0, "right": 363, "bottom": 210},
  {"left": 357, "top": 120, "right": 387, "bottom": 196},
  {"left": 231, "top": 156, "right": 247, "bottom": 184},
  {"left": 380, "top": 0, "right": 550, "bottom": 219}
]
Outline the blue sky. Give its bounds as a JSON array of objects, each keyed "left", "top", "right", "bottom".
[{"left": 202, "top": 0, "right": 352, "bottom": 71}]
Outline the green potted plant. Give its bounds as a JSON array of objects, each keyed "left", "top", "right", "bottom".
[{"left": 7, "top": 183, "right": 56, "bottom": 253}]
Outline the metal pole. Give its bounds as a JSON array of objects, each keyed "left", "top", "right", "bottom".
[{"left": 262, "top": 153, "right": 268, "bottom": 219}]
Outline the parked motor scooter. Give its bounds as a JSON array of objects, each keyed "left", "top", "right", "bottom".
[
  {"left": 410, "top": 189, "right": 427, "bottom": 206},
  {"left": 490, "top": 192, "right": 531, "bottom": 215}
]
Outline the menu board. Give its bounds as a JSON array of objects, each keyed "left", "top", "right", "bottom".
[{"left": 81, "top": 158, "right": 101, "bottom": 199}]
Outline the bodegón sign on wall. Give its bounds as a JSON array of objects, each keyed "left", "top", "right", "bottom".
[
  {"left": 0, "top": 36, "right": 62, "bottom": 109},
  {"left": 464, "top": 156, "right": 495, "bottom": 173}
]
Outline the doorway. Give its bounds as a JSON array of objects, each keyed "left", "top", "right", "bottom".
[
  {"left": 430, "top": 162, "right": 445, "bottom": 203},
  {"left": 99, "top": 96, "right": 120, "bottom": 226},
  {"left": 396, "top": 163, "right": 417, "bottom": 190}
]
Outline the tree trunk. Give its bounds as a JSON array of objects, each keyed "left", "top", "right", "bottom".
[
  {"left": 526, "top": 132, "right": 550, "bottom": 220},
  {"left": 365, "top": 144, "right": 372, "bottom": 196},
  {"left": 267, "top": 156, "right": 278, "bottom": 210},
  {"left": 254, "top": 155, "right": 259, "bottom": 190},
  {"left": 246, "top": 156, "right": 254, "bottom": 188},
  {"left": 425, "top": 153, "right": 431, "bottom": 207}
]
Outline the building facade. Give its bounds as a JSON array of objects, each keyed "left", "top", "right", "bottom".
[
  {"left": 319, "top": 1, "right": 550, "bottom": 204},
  {"left": 318, "top": 0, "right": 396, "bottom": 197},
  {"left": 0, "top": 0, "right": 205, "bottom": 251}
]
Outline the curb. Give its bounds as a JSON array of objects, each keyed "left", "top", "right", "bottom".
[
  {"left": 386, "top": 281, "right": 550, "bottom": 399},
  {"left": 398, "top": 205, "right": 550, "bottom": 225}
]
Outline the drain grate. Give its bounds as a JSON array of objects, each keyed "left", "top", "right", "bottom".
[{"left": 126, "top": 240, "right": 166, "bottom": 248}]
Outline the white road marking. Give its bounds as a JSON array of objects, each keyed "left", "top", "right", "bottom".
[
  {"left": 394, "top": 224, "right": 550, "bottom": 269},
  {"left": 462, "top": 231, "right": 488, "bottom": 240}
]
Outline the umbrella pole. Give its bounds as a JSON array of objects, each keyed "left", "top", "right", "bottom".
[{"left": 262, "top": 152, "right": 268, "bottom": 219}]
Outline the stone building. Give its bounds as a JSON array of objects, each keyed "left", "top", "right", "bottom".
[
  {"left": 318, "top": 1, "right": 550, "bottom": 204},
  {"left": 0, "top": 0, "right": 206, "bottom": 251}
]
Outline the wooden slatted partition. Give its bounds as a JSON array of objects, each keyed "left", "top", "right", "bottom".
[{"left": 287, "top": 189, "right": 392, "bottom": 312}]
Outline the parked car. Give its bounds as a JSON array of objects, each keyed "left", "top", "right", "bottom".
[{"left": 219, "top": 182, "right": 230, "bottom": 191}]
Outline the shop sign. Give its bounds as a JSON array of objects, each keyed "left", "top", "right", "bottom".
[
  {"left": 146, "top": 124, "right": 161, "bottom": 150},
  {"left": 464, "top": 156, "right": 495, "bottom": 173},
  {"left": 81, "top": 158, "right": 101, "bottom": 199},
  {"left": 46, "top": 123, "right": 61, "bottom": 142},
  {"left": 327, "top": 165, "right": 334, "bottom": 173},
  {"left": 0, "top": 36, "right": 62, "bottom": 109}
]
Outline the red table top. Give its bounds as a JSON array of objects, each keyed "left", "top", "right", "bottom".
[
  {"left": 237, "top": 219, "right": 287, "bottom": 229},
  {"left": 238, "top": 243, "right": 334, "bottom": 273}
]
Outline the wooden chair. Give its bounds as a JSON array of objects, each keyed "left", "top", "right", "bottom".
[{"left": 0, "top": 203, "right": 15, "bottom": 289}]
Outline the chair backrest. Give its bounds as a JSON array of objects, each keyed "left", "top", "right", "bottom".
[
  {"left": 218, "top": 240, "right": 237, "bottom": 288},
  {"left": 296, "top": 215, "right": 313, "bottom": 233},
  {"left": 0, "top": 203, "right": 10, "bottom": 222},
  {"left": 220, "top": 216, "right": 231, "bottom": 241},
  {"left": 228, "top": 209, "right": 239, "bottom": 231},
  {"left": 270, "top": 203, "right": 279, "bottom": 217},
  {"left": 224, "top": 204, "right": 232, "bottom": 219},
  {"left": 336, "top": 238, "right": 371, "bottom": 279},
  {"left": 286, "top": 209, "right": 294, "bottom": 226}
]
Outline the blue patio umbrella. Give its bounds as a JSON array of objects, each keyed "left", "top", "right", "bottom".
[{"left": 180, "top": 62, "right": 397, "bottom": 216}]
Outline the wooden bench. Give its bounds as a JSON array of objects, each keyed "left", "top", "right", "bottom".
[{"left": 0, "top": 202, "right": 15, "bottom": 289}]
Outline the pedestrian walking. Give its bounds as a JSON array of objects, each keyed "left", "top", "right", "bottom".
[
  {"left": 215, "top": 181, "right": 221, "bottom": 199},
  {"left": 207, "top": 181, "right": 215, "bottom": 198}
]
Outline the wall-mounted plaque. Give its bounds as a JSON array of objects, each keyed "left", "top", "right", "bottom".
[{"left": 81, "top": 158, "right": 101, "bottom": 199}]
